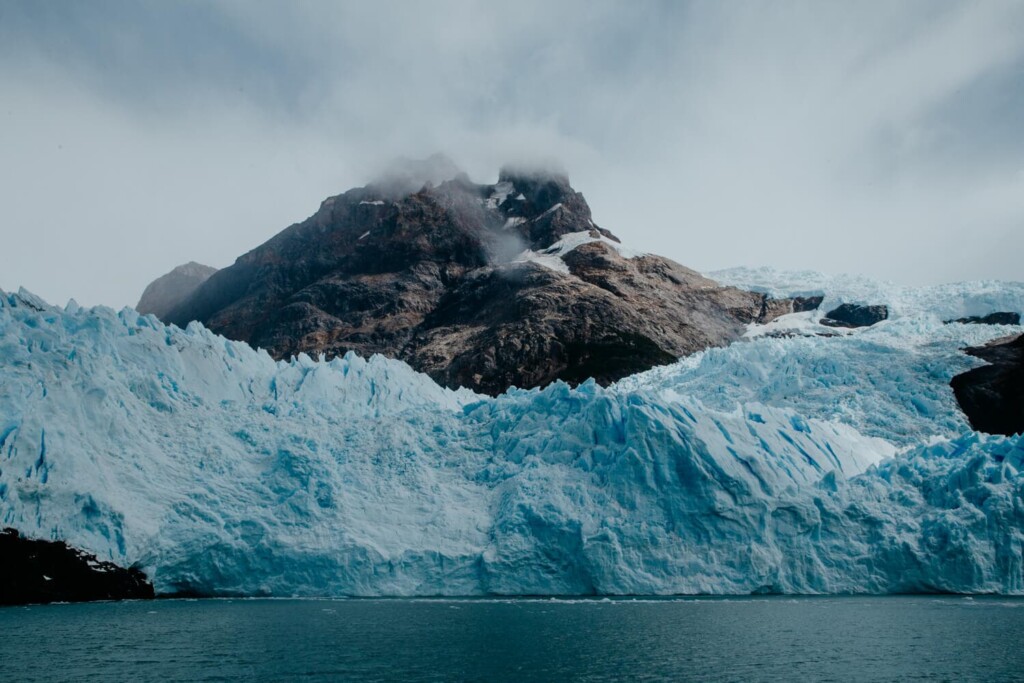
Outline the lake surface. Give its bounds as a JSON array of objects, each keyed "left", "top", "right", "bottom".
[{"left": 1, "top": 596, "right": 1023, "bottom": 681}]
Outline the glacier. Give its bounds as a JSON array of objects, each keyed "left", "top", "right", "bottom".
[
  {"left": 709, "top": 266, "right": 1024, "bottom": 321},
  {"left": 1, "top": 270, "right": 1023, "bottom": 596}
]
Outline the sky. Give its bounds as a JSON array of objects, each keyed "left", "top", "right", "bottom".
[{"left": 1, "top": 0, "right": 1022, "bottom": 307}]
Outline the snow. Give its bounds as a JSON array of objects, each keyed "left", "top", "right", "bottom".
[
  {"left": 485, "top": 181, "right": 514, "bottom": 209},
  {"left": 619, "top": 267, "right": 1023, "bottom": 447},
  {"left": 512, "top": 230, "right": 644, "bottom": 274},
  {"left": 2, "top": 274, "right": 1024, "bottom": 596},
  {"left": 513, "top": 250, "right": 570, "bottom": 274},
  {"left": 614, "top": 315, "right": 1017, "bottom": 447},
  {"left": 359, "top": 200, "right": 385, "bottom": 206},
  {"left": 710, "top": 266, "right": 1024, "bottom": 321}
]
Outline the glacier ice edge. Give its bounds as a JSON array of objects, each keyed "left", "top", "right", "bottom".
[{"left": 1, "top": 284, "right": 1023, "bottom": 596}]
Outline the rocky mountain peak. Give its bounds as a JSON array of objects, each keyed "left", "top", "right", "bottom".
[
  {"left": 155, "top": 160, "right": 783, "bottom": 395},
  {"left": 497, "top": 163, "right": 572, "bottom": 199},
  {"left": 137, "top": 261, "right": 217, "bottom": 319},
  {"left": 489, "top": 165, "right": 597, "bottom": 250}
]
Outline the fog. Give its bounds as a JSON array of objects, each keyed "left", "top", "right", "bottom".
[{"left": 1, "top": 1, "right": 1022, "bottom": 306}]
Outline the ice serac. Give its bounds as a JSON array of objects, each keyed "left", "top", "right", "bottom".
[
  {"left": 157, "top": 161, "right": 775, "bottom": 395},
  {"left": 137, "top": 262, "right": 217, "bottom": 319},
  {"left": 3, "top": 280, "right": 1024, "bottom": 596}
]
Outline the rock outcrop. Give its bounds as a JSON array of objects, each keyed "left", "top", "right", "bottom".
[
  {"left": 137, "top": 262, "right": 217, "bottom": 319},
  {"left": 0, "top": 528, "right": 154, "bottom": 605},
  {"left": 160, "top": 161, "right": 779, "bottom": 395},
  {"left": 821, "top": 303, "right": 889, "bottom": 328},
  {"left": 951, "top": 334, "right": 1024, "bottom": 436},
  {"left": 947, "top": 312, "right": 1021, "bottom": 326},
  {"left": 793, "top": 295, "right": 824, "bottom": 313}
]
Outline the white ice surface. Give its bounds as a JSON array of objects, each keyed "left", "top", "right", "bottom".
[
  {"left": 1, "top": 276, "right": 1023, "bottom": 596},
  {"left": 710, "top": 266, "right": 1024, "bottom": 320}
]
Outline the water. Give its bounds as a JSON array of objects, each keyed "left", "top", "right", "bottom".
[{"left": 1, "top": 597, "right": 1023, "bottom": 682}]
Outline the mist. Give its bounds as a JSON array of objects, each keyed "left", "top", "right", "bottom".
[{"left": 1, "top": 0, "right": 1022, "bottom": 307}]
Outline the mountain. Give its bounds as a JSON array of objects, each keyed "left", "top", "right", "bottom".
[
  {"left": 159, "top": 162, "right": 786, "bottom": 395},
  {"left": 137, "top": 262, "right": 217, "bottom": 319},
  {"left": 3, "top": 276, "right": 1024, "bottom": 596}
]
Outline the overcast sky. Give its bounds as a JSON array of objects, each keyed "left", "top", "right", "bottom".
[{"left": 1, "top": 1, "right": 1022, "bottom": 307}]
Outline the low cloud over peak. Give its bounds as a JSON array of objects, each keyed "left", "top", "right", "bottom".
[{"left": 1, "top": 1, "right": 1022, "bottom": 306}]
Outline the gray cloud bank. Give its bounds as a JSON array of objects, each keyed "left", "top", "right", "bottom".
[{"left": 0, "top": 0, "right": 1021, "bottom": 306}]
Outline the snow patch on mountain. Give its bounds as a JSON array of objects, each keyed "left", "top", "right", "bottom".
[
  {"left": 486, "top": 181, "right": 515, "bottom": 209},
  {"left": 513, "top": 230, "right": 644, "bottom": 273}
]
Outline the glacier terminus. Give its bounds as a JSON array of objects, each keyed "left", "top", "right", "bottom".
[{"left": 2, "top": 270, "right": 1024, "bottom": 597}]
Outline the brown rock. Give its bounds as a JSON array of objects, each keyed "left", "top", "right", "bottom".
[{"left": 161, "top": 164, "right": 771, "bottom": 395}]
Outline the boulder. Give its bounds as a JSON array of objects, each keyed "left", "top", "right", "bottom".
[
  {"left": 820, "top": 303, "right": 889, "bottom": 328},
  {"left": 947, "top": 312, "right": 1021, "bottom": 326},
  {"left": 793, "top": 295, "right": 824, "bottom": 313}
]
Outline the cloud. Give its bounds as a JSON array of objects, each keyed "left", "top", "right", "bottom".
[{"left": 0, "top": 0, "right": 1022, "bottom": 306}]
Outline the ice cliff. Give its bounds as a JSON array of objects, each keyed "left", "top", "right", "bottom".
[{"left": 1, "top": 270, "right": 1023, "bottom": 595}]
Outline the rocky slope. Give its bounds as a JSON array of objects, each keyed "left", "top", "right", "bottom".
[
  {"left": 159, "top": 162, "right": 786, "bottom": 394},
  {"left": 951, "top": 333, "right": 1024, "bottom": 436},
  {"left": 0, "top": 528, "right": 154, "bottom": 605},
  {"left": 137, "top": 261, "right": 217, "bottom": 318}
]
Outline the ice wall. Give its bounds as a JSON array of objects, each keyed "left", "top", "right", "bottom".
[{"left": 1, "top": 282, "right": 1023, "bottom": 595}]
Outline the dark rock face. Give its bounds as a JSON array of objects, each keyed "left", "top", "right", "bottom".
[
  {"left": 0, "top": 528, "right": 154, "bottom": 605},
  {"left": 161, "top": 163, "right": 773, "bottom": 395},
  {"left": 793, "top": 296, "right": 824, "bottom": 313},
  {"left": 821, "top": 303, "right": 889, "bottom": 328},
  {"left": 951, "top": 334, "right": 1024, "bottom": 436},
  {"left": 947, "top": 312, "right": 1021, "bottom": 326},
  {"left": 750, "top": 295, "right": 823, "bottom": 325},
  {"left": 137, "top": 262, "right": 218, "bottom": 318}
]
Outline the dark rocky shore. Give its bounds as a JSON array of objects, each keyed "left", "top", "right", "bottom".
[{"left": 0, "top": 528, "right": 154, "bottom": 606}]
